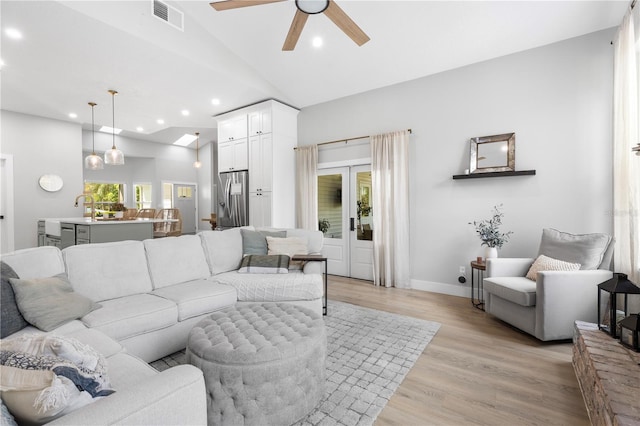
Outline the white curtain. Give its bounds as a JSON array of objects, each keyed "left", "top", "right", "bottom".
[
  {"left": 295, "top": 145, "right": 318, "bottom": 230},
  {"left": 370, "top": 130, "right": 411, "bottom": 288},
  {"left": 613, "top": 5, "right": 640, "bottom": 284}
]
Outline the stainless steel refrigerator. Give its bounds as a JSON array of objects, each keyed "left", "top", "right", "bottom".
[{"left": 217, "top": 170, "right": 249, "bottom": 228}]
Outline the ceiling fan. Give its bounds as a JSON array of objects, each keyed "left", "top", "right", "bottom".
[{"left": 209, "top": 0, "right": 370, "bottom": 51}]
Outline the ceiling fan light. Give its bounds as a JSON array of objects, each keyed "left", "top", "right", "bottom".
[{"left": 295, "top": 0, "right": 329, "bottom": 15}]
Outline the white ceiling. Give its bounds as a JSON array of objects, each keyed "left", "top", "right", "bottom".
[{"left": 0, "top": 0, "right": 629, "bottom": 146}]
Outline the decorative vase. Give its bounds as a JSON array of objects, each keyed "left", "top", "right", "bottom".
[
  {"left": 114, "top": 211, "right": 124, "bottom": 219},
  {"left": 485, "top": 247, "right": 498, "bottom": 260}
]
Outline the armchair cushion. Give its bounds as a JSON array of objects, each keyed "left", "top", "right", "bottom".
[
  {"left": 525, "top": 254, "right": 581, "bottom": 281},
  {"left": 538, "top": 228, "right": 612, "bottom": 270},
  {"left": 483, "top": 277, "right": 537, "bottom": 306}
]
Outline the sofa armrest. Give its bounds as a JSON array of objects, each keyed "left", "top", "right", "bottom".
[
  {"left": 46, "top": 365, "right": 206, "bottom": 425},
  {"left": 535, "top": 269, "right": 613, "bottom": 340},
  {"left": 302, "top": 253, "right": 324, "bottom": 274},
  {"left": 486, "top": 258, "right": 535, "bottom": 278}
]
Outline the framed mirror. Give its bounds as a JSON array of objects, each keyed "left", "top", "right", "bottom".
[
  {"left": 38, "top": 174, "right": 64, "bottom": 192},
  {"left": 469, "top": 133, "right": 515, "bottom": 174}
]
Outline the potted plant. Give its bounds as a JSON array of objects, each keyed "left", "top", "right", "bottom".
[
  {"left": 112, "top": 203, "right": 125, "bottom": 219},
  {"left": 470, "top": 204, "right": 513, "bottom": 259},
  {"left": 319, "top": 218, "right": 330, "bottom": 235}
]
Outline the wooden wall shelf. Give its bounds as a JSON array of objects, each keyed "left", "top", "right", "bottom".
[{"left": 452, "top": 170, "right": 536, "bottom": 180}]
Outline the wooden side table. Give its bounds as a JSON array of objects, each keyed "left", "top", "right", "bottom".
[
  {"left": 470, "top": 260, "right": 486, "bottom": 311},
  {"left": 291, "top": 254, "right": 328, "bottom": 316}
]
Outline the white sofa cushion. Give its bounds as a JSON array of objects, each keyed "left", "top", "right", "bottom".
[
  {"left": 1, "top": 246, "right": 65, "bottom": 279},
  {"left": 151, "top": 280, "right": 237, "bottom": 321},
  {"left": 81, "top": 294, "right": 177, "bottom": 341},
  {"left": 483, "top": 277, "right": 537, "bottom": 307},
  {"left": 144, "top": 235, "right": 211, "bottom": 289},
  {"left": 199, "top": 228, "right": 245, "bottom": 275},
  {"left": 63, "top": 241, "right": 153, "bottom": 302},
  {"left": 213, "top": 271, "right": 323, "bottom": 301}
]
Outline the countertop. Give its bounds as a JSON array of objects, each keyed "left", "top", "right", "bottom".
[{"left": 41, "top": 217, "right": 174, "bottom": 236}]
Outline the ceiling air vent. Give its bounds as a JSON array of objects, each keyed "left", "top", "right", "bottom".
[{"left": 152, "top": 0, "right": 184, "bottom": 32}]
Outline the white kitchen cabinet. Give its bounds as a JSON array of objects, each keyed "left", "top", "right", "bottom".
[
  {"left": 218, "top": 138, "right": 248, "bottom": 172},
  {"left": 218, "top": 115, "right": 247, "bottom": 142},
  {"left": 248, "top": 108, "right": 272, "bottom": 136},
  {"left": 217, "top": 100, "right": 298, "bottom": 228},
  {"left": 248, "top": 133, "right": 272, "bottom": 193},
  {"left": 249, "top": 191, "right": 272, "bottom": 228}
]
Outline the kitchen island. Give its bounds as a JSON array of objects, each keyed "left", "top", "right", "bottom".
[{"left": 38, "top": 218, "right": 174, "bottom": 248}]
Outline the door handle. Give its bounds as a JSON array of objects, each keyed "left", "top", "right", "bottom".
[{"left": 350, "top": 217, "right": 355, "bottom": 231}]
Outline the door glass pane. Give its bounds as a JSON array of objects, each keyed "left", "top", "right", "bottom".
[
  {"left": 356, "top": 171, "right": 372, "bottom": 241},
  {"left": 318, "top": 174, "right": 342, "bottom": 239}
]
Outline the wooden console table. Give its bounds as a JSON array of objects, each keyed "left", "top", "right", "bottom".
[{"left": 572, "top": 321, "right": 640, "bottom": 425}]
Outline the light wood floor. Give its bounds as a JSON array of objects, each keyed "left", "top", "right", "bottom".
[{"left": 327, "top": 275, "right": 590, "bottom": 426}]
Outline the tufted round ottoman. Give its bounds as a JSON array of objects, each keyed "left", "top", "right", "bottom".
[{"left": 186, "top": 303, "right": 326, "bottom": 426}]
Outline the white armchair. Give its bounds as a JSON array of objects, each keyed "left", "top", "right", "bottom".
[{"left": 483, "top": 229, "right": 614, "bottom": 341}]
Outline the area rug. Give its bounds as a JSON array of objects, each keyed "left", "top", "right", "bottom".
[{"left": 151, "top": 301, "right": 440, "bottom": 426}]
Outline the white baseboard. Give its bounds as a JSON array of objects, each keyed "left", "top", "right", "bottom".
[{"left": 410, "top": 279, "right": 471, "bottom": 298}]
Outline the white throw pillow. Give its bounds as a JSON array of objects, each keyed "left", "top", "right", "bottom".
[
  {"left": 266, "top": 236, "right": 308, "bottom": 257},
  {"left": 525, "top": 254, "right": 581, "bottom": 281}
]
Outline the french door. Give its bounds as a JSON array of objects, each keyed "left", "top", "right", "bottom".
[{"left": 318, "top": 165, "right": 373, "bottom": 280}]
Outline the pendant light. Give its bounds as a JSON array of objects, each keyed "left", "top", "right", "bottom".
[
  {"left": 104, "top": 89, "right": 124, "bottom": 165},
  {"left": 193, "top": 132, "right": 202, "bottom": 168},
  {"left": 84, "top": 102, "right": 104, "bottom": 170}
]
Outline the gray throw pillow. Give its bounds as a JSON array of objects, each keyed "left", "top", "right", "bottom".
[
  {"left": 1, "top": 261, "right": 29, "bottom": 338},
  {"left": 241, "top": 229, "right": 286, "bottom": 255},
  {"left": 538, "top": 228, "right": 613, "bottom": 270},
  {"left": 9, "top": 273, "right": 99, "bottom": 331}
]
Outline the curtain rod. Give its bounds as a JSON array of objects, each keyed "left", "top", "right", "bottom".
[{"left": 294, "top": 128, "right": 412, "bottom": 150}]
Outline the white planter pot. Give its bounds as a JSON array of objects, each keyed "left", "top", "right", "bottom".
[
  {"left": 485, "top": 247, "right": 498, "bottom": 260},
  {"left": 114, "top": 211, "right": 124, "bottom": 219}
]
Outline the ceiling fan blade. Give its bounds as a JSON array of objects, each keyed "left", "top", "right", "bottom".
[
  {"left": 282, "top": 9, "right": 309, "bottom": 51},
  {"left": 323, "top": 1, "right": 370, "bottom": 46},
  {"left": 210, "top": 0, "right": 285, "bottom": 12}
]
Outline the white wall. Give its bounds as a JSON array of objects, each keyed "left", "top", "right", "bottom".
[
  {"left": 298, "top": 29, "right": 615, "bottom": 296},
  {"left": 1, "top": 111, "right": 84, "bottom": 249}
]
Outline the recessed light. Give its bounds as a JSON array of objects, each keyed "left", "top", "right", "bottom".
[
  {"left": 181, "top": 110, "right": 190, "bottom": 116},
  {"left": 173, "top": 134, "right": 197, "bottom": 146},
  {"left": 312, "top": 37, "right": 323, "bottom": 48},
  {"left": 68, "top": 113, "right": 77, "bottom": 119},
  {"left": 157, "top": 119, "right": 165, "bottom": 125},
  {"left": 5, "top": 28, "right": 23, "bottom": 40},
  {"left": 99, "top": 126, "right": 122, "bottom": 135},
  {"left": 136, "top": 127, "right": 144, "bottom": 132},
  {"left": 211, "top": 98, "right": 220, "bottom": 106}
]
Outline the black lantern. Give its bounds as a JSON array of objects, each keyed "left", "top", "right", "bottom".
[
  {"left": 619, "top": 314, "right": 640, "bottom": 352},
  {"left": 597, "top": 273, "right": 640, "bottom": 338}
]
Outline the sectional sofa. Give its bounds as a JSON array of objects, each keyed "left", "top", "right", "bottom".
[{"left": 0, "top": 226, "right": 324, "bottom": 425}]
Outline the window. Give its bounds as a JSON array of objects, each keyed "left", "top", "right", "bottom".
[
  {"left": 134, "top": 183, "right": 153, "bottom": 209},
  {"left": 162, "top": 183, "right": 173, "bottom": 208},
  {"left": 83, "top": 182, "right": 124, "bottom": 213}
]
